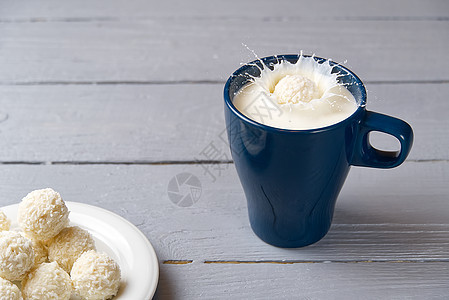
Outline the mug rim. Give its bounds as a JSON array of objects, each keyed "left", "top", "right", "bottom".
[{"left": 224, "top": 54, "right": 367, "bottom": 133}]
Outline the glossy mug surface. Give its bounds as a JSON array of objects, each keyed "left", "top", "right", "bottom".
[{"left": 224, "top": 55, "right": 413, "bottom": 248}]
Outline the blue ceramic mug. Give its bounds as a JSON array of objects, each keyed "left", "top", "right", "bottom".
[{"left": 224, "top": 54, "right": 413, "bottom": 248}]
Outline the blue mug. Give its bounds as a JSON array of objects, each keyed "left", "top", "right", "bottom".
[{"left": 224, "top": 54, "right": 413, "bottom": 248}]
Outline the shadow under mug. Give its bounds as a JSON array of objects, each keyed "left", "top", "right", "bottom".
[{"left": 224, "top": 54, "right": 414, "bottom": 248}]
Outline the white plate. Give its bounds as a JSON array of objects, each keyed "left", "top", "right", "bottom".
[{"left": 2, "top": 201, "right": 159, "bottom": 300}]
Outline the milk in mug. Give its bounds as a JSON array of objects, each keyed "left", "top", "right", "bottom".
[{"left": 232, "top": 55, "right": 358, "bottom": 130}]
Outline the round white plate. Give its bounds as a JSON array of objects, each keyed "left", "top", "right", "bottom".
[{"left": 2, "top": 201, "right": 159, "bottom": 300}]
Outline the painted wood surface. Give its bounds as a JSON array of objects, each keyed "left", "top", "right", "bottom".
[
  {"left": 0, "top": 82, "right": 447, "bottom": 162},
  {"left": 154, "top": 262, "right": 449, "bottom": 299},
  {"left": 0, "top": 162, "right": 447, "bottom": 262},
  {"left": 0, "top": 162, "right": 448, "bottom": 297},
  {"left": 0, "top": 0, "right": 448, "bottom": 299},
  {"left": 1, "top": 0, "right": 448, "bottom": 19},
  {"left": 0, "top": 19, "right": 447, "bottom": 83}
]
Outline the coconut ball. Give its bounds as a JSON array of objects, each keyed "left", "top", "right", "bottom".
[
  {"left": 0, "top": 277, "right": 23, "bottom": 300},
  {"left": 0, "top": 231, "right": 34, "bottom": 281},
  {"left": 48, "top": 226, "right": 96, "bottom": 273},
  {"left": 273, "top": 74, "right": 319, "bottom": 104},
  {"left": 21, "top": 262, "right": 72, "bottom": 300},
  {"left": 0, "top": 211, "right": 10, "bottom": 231},
  {"left": 29, "top": 238, "right": 48, "bottom": 267},
  {"left": 17, "top": 188, "right": 69, "bottom": 241},
  {"left": 20, "top": 233, "right": 48, "bottom": 268},
  {"left": 71, "top": 250, "right": 121, "bottom": 300}
]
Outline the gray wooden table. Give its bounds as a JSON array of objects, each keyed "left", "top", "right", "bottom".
[{"left": 1, "top": 1, "right": 448, "bottom": 299}]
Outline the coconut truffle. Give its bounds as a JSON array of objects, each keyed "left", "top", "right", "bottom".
[
  {"left": 0, "top": 277, "right": 23, "bottom": 300},
  {"left": 17, "top": 188, "right": 69, "bottom": 241},
  {"left": 0, "top": 211, "right": 10, "bottom": 231},
  {"left": 71, "top": 250, "right": 121, "bottom": 300},
  {"left": 29, "top": 238, "right": 48, "bottom": 267},
  {"left": 21, "top": 262, "right": 72, "bottom": 300},
  {"left": 0, "top": 231, "right": 34, "bottom": 281},
  {"left": 48, "top": 226, "right": 96, "bottom": 273},
  {"left": 273, "top": 74, "right": 319, "bottom": 104},
  {"left": 19, "top": 233, "right": 48, "bottom": 268}
]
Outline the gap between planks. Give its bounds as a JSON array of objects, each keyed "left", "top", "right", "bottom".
[
  {"left": 163, "top": 259, "right": 449, "bottom": 265},
  {"left": 0, "top": 80, "right": 449, "bottom": 86},
  {"left": 0, "top": 16, "right": 448, "bottom": 24},
  {"left": 0, "top": 159, "right": 446, "bottom": 166},
  {"left": 0, "top": 160, "right": 235, "bottom": 166}
]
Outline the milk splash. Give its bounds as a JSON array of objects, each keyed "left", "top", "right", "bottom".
[
  {"left": 232, "top": 51, "right": 360, "bottom": 130},
  {"left": 243, "top": 53, "right": 355, "bottom": 111}
]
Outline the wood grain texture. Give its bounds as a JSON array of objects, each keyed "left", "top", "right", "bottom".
[
  {"left": 0, "top": 19, "right": 448, "bottom": 83},
  {"left": 154, "top": 262, "right": 449, "bottom": 299},
  {"left": 1, "top": 0, "right": 448, "bottom": 19},
  {"left": 0, "top": 161, "right": 447, "bottom": 262},
  {"left": 0, "top": 83, "right": 446, "bottom": 162}
]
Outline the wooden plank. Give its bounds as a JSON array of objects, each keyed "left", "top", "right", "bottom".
[
  {"left": 0, "top": 20, "right": 448, "bottom": 83},
  {"left": 1, "top": 0, "right": 448, "bottom": 19},
  {"left": 154, "top": 262, "right": 449, "bottom": 299},
  {"left": 0, "top": 84, "right": 227, "bottom": 162},
  {"left": 0, "top": 83, "right": 446, "bottom": 162},
  {"left": 0, "top": 161, "right": 447, "bottom": 262}
]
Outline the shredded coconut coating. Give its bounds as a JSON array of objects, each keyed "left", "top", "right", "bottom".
[
  {"left": 48, "top": 226, "right": 96, "bottom": 274},
  {"left": 71, "top": 250, "right": 121, "bottom": 300},
  {"left": 273, "top": 74, "right": 319, "bottom": 104},
  {"left": 17, "top": 188, "right": 70, "bottom": 241},
  {"left": 21, "top": 262, "right": 72, "bottom": 300},
  {"left": 0, "top": 277, "right": 23, "bottom": 300},
  {"left": 20, "top": 233, "right": 48, "bottom": 268},
  {"left": 0, "top": 211, "right": 10, "bottom": 232},
  {"left": 30, "top": 238, "right": 48, "bottom": 268},
  {"left": 0, "top": 231, "right": 34, "bottom": 281}
]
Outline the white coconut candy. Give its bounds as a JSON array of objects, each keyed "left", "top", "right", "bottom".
[
  {"left": 0, "top": 231, "right": 34, "bottom": 281},
  {"left": 71, "top": 250, "right": 121, "bottom": 300},
  {"left": 21, "top": 262, "right": 72, "bottom": 300},
  {"left": 0, "top": 211, "right": 10, "bottom": 232},
  {"left": 48, "top": 226, "right": 96, "bottom": 273},
  {"left": 29, "top": 238, "right": 48, "bottom": 268},
  {"left": 17, "top": 188, "right": 69, "bottom": 241},
  {"left": 273, "top": 74, "right": 320, "bottom": 104},
  {"left": 0, "top": 277, "right": 23, "bottom": 300}
]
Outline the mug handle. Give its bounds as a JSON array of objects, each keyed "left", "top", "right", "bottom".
[{"left": 351, "top": 111, "right": 414, "bottom": 168}]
